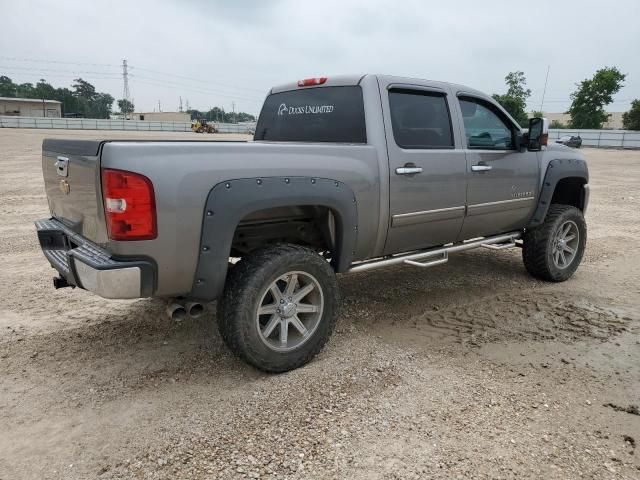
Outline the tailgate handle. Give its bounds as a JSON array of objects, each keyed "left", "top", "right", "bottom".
[{"left": 55, "top": 156, "right": 69, "bottom": 177}]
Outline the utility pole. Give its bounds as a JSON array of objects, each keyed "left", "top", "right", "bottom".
[
  {"left": 232, "top": 101, "right": 236, "bottom": 124},
  {"left": 42, "top": 98, "right": 46, "bottom": 118},
  {"left": 539, "top": 65, "right": 550, "bottom": 113},
  {"left": 122, "top": 59, "right": 131, "bottom": 119},
  {"left": 179, "top": 96, "right": 183, "bottom": 112},
  {"left": 158, "top": 100, "right": 161, "bottom": 112}
]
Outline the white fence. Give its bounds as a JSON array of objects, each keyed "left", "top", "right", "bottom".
[
  {"left": 548, "top": 129, "right": 640, "bottom": 149},
  {"left": 1, "top": 116, "right": 638, "bottom": 147},
  {"left": 0, "top": 116, "right": 255, "bottom": 134}
]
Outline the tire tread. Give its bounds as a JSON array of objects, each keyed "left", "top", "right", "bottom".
[
  {"left": 217, "top": 244, "right": 338, "bottom": 373},
  {"left": 522, "top": 204, "right": 586, "bottom": 282}
]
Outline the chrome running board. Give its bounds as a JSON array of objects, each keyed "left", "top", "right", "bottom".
[{"left": 348, "top": 232, "right": 521, "bottom": 273}]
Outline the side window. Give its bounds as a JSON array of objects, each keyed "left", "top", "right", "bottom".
[
  {"left": 458, "top": 97, "right": 514, "bottom": 149},
  {"left": 389, "top": 89, "right": 454, "bottom": 149}
]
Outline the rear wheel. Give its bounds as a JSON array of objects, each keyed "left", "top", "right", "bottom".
[
  {"left": 522, "top": 204, "right": 587, "bottom": 282},
  {"left": 217, "top": 244, "right": 339, "bottom": 373}
]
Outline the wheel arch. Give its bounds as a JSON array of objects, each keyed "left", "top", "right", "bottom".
[
  {"left": 190, "top": 177, "right": 358, "bottom": 301},
  {"left": 528, "top": 158, "right": 589, "bottom": 228}
]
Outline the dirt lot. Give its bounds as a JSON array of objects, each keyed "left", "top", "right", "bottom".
[{"left": 0, "top": 128, "right": 639, "bottom": 480}]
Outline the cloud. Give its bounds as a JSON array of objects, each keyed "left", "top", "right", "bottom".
[{"left": 1, "top": 0, "right": 638, "bottom": 114}]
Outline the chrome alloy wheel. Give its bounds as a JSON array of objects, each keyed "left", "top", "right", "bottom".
[
  {"left": 552, "top": 220, "right": 579, "bottom": 269},
  {"left": 256, "top": 271, "right": 324, "bottom": 352}
]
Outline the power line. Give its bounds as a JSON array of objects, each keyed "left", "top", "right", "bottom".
[
  {"left": 0, "top": 65, "right": 120, "bottom": 76},
  {"left": 0, "top": 70, "right": 120, "bottom": 81},
  {"left": 0, "top": 56, "right": 118, "bottom": 67},
  {"left": 129, "top": 65, "right": 266, "bottom": 93},
  {"left": 129, "top": 75, "right": 264, "bottom": 102}
]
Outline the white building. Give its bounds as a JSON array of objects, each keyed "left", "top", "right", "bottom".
[
  {"left": 0, "top": 97, "right": 62, "bottom": 117},
  {"left": 531, "top": 111, "right": 624, "bottom": 129}
]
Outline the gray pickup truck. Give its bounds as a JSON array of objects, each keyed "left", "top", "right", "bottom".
[{"left": 36, "top": 74, "right": 589, "bottom": 372}]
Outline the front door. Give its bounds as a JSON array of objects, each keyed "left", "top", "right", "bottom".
[
  {"left": 382, "top": 84, "right": 467, "bottom": 254},
  {"left": 454, "top": 95, "right": 539, "bottom": 239}
]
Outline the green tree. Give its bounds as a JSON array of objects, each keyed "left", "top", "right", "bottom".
[
  {"left": 117, "top": 98, "right": 135, "bottom": 115},
  {"left": 0, "top": 76, "right": 16, "bottom": 97},
  {"left": 492, "top": 71, "right": 531, "bottom": 127},
  {"left": 86, "top": 92, "right": 114, "bottom": 119},
  {"left": 34, "top": 79, "right": 56, "bottom": 100},
  {"left": 622, "top": 99, "right": 640, "bottom": 131},
  {"left": 72, "top": 78, "right": 96, "bottom": 99},
  {"left": 188, "top": 107, "right": 255, "bottom": 123},
  {"left": 531, "top": 110, "right": 543, "bottom": 118},
  {"left": 568, "top": 67, "right": 626, "bottom": 129},
  {"left": 550, "top": 120, "right": 566, "bottom": 129},
  {"left": 16, "top": 82, "right": 35, "bottom": 98}
]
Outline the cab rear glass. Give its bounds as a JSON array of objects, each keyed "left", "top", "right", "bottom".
[{"left": 254, "top": 86, "right": 367, "bottom": 143}]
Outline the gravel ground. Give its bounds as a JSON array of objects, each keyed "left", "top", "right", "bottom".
[{"left": 0, "top": 129, "right": 639, "bottom": 479}]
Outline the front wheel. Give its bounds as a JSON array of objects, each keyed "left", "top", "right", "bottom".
[
  {"left": 522, "top": 204, "right": 587, "bottom": 282},
  {"left": 217, "top": 244, "right": 339, "bottom": 373}
]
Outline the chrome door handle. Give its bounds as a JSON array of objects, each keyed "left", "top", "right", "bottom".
[
  {"left": 471, "top": 164, "right": 492, "bottom": 172},
  {"left": 396, "top": 166, "right": 423, "bottom": 175}
]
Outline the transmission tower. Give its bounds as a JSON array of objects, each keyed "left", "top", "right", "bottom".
[{"left": 122, "top": 59, "right": 131, "bottom": 117}]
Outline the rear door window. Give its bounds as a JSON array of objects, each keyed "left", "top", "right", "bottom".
[
  {"left": 388, "top": 89, "right": 454, "bottom": 149},
  {"left": 254, "top": 86, "right": 366, "bottom": 143}
]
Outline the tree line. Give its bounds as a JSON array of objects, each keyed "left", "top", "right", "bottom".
[
  {"left": 492, "top": 67, "right": 640, "bottom": 130},
  {"left": 186, "top": 107, "right": 255, "bottom": 123},
  {"left": 0, "top": 76, "right": 114, "bottom": 119},
  {"left": 0, "top": 75, "right": 256, "bottom": 122}
]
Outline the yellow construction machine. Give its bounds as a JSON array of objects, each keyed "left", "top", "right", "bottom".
[{"left": 191, "top": 119, "right": 217, "bottom": 133}]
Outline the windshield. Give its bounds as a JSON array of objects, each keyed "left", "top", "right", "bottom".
[{"left": 254, "top": 86, "right": 367, "bottom": 143}]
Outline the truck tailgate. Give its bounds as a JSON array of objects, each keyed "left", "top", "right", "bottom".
[{"left": 42, "top": 139, "right": 104, "bottom": 242}]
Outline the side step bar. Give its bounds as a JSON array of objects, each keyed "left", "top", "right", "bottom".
[{"left": 348, "top": 232, "right": 521, "bottom": 273}]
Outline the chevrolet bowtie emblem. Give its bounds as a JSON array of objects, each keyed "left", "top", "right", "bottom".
[{"left": 59, "top": 179, "right": 70, "bottom": 195}]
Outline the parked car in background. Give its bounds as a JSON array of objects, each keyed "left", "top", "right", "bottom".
[{"left": 556, "top": 135, "right": 582, "bottom": 148}]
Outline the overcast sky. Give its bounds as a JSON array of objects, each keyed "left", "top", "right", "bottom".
[{"left": 1, "top": 0, "right": 639, "bottom": 116}]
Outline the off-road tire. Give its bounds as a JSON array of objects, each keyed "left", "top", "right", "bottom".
[
  {"left": 217, "top": 244, "right": 339, "bottom": 373},
  {"left": 522, "top": 204, "right": 587, "bottom": 282}
]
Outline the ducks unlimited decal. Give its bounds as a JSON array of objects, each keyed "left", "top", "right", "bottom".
[{"left": 277, "top": 103, "right": 334, "bottom": 116}]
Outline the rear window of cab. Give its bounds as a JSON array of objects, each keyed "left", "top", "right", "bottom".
[{"left": 254, "top": 86, "right": 367, "bottom": 143}]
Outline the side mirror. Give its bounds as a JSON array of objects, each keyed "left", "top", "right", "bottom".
[{"left": 527, "top": 117, "right": 549, "bottom": 151}]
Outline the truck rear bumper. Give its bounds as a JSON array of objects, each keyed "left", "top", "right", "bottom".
[{"left": 35, "top": 218, "right": 155, "bottom": 299}]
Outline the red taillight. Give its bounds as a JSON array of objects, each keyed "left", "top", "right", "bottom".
[
  {"left": 101, "top": 168, "right": 157, "bottom": 241},
  {"left": 297, "top": 77, "right": 327, "bottom": 87}
]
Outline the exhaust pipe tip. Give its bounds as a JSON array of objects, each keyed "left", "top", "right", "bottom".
[
  {"left": 185, "top": 302, "right": 204, "bottom": 319},
  {"left": 167, "top": 303, "right": 187, "bottom": 322}
]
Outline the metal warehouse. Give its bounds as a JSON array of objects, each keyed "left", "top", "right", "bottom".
[{"left": 0, "top": 97, "right": 62, "bottom": 117}]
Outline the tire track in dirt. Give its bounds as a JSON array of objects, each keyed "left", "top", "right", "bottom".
[{"left": 370, "top": 291, "right": 632, "bottom": 348}]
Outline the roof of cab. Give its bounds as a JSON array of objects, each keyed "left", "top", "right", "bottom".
[{"left": 269, "top": 74, "right": 489, "bottom": 100}]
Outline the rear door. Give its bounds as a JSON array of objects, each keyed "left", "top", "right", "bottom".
[
  {"left": 381, "top": 81, "right": 467, "bottom": 254},
  {"left": 453, "top": 95, "right": 539, "bottom": 239}
]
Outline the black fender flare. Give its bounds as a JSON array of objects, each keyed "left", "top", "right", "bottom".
[
  {"left": 528, "top": 158, "right": 588, "bottom": 228},
  {"left": 190, "top": 176, "right": 358, "bottom": 301}
]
